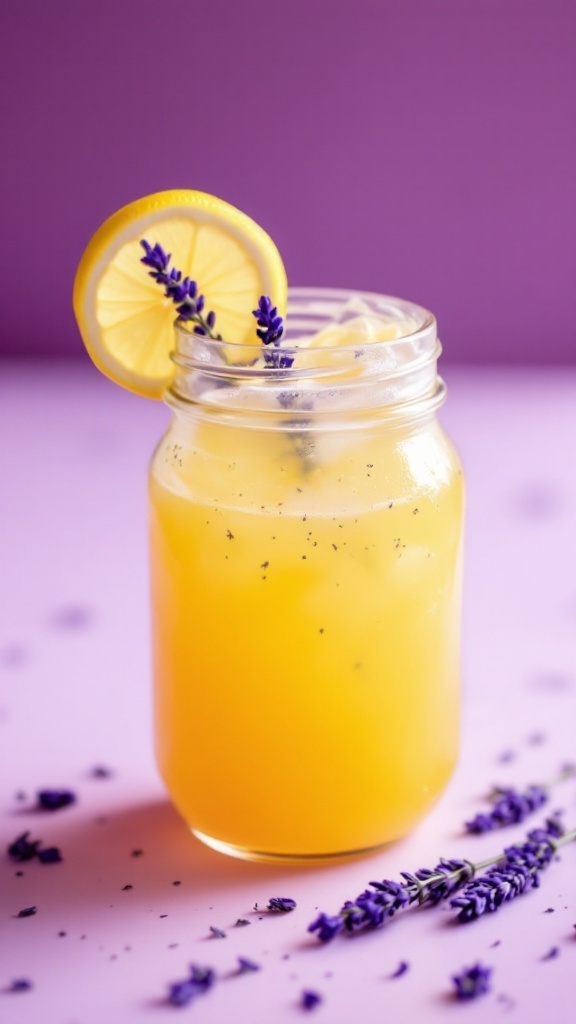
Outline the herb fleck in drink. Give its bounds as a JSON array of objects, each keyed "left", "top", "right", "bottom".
[{"left": 73, "top": 192, "right": 463, "bottom": 860}]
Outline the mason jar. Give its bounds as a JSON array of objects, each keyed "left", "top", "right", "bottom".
[{"left": 149, "top": 288, "right": 464, "bottom": 862}]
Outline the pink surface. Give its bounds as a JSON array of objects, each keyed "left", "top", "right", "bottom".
[{"left": 1, "top": 362, "right": 575, "bottom": 1023}]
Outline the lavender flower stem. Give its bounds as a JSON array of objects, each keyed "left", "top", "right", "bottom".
[
  {"left": 308, "top": 817, "right": 572, "bottom": 942},
  {"left": 139, "top": 240, "right": 220, "bottom": 340}
]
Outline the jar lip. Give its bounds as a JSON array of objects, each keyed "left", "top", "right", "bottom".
[{"left": 170, "top": 286, "right": 441, "bottom": 415}]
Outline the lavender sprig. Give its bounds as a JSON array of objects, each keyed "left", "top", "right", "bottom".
[
  {"left": 309, "top": 857, "right": 475, "bottom": 941},
  {"left": 465, "top": 763, "right": 576, "bottom": 834},
  {"left": 140, "top": 240, "right": 220, "bottom": 339},
  {"left": 308, "top": 816, "right": 569, "bottom": 942},
  {"left": 465, "top": 784, "right": 548, "bottom": 834},
  {"left": 140, "top": 241, "right": 292, "bottom": 369},
  {"left": 450, "top": 818, "right": 573, "bottom": 922},
  {"left": 252, "top": 296, "right": 293, "bottom": 369}
]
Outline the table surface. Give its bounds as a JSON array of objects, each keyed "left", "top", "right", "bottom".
[{"left": 1, "top": 362, "right": 575, "bottom": 1024}]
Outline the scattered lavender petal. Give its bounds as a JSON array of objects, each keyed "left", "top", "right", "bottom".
[
  {"left": 301, "top": 989, "right": 322, "bottom": 1010},
  {"left": 0, "top": 644, "right": 28, "bottom": 668},
  {"left": 8, "top": 978, "right": 32, "bottom": 992},
  {"left": 497, "top": 749, "right": 516, "bottom": 764},
  {"left": 90, "top": 765, "right": 114, "bottom": 779},
  {"left": 8, "top": 832, "right": 40, "bottom": 862},
  {"left": 514, "top": 484, "right": 560, "bottom": 519},
  {"left": 50, "top": 605, "right": 94, "bottom": 630},
  {"left": 527, "top": 672, "right": 573, "bottom": 693},
  {"left": 237, "top": 957, "right": 260, "bottom": 973},
  {"left": 37, "top": 789, "right": 76, "bottom": 811},
  {"left": 37, "top": 847, "right": 62, "bottom": 864},
  {"left": 390, "top": 960, "right": 410, "bottom": 979},
  {"left": 235, "top": 919, "right": 250, "bottom": 927},
  {"left": 542, "top": 947, "right": 560, "bottom": 960},
  {"left": 209, "top": 926, "right": 226, "bottom": 938},
  {"left": 167, "top": 965, "right": 215, "bottom": 1007},
  {"left": 17, "top": 906, "right": 37, "bottom": 918},
  {"left": 452, "top": 963, "right": 492, "bottom": 1000}
]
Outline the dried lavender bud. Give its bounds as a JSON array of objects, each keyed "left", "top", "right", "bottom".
[
  {"left": 452, "top": 963, "right": 492, "bottom": 1000},
  {"left": 390, "top": 961, "right": 410, "bottom": 978},
  {"left": 237, "top": 957, "right": 260, "bottom": 973},
  {"left": 8, "top": 832, "right": 40, "bottom": 862},
  {"left": 235, "top": 918, "right": 250, "bottom": 927},
  {"left": 17, "top": 906, "right": 37, "bottom": 918},
  {"left": 301, "top": 989, "right": 322, "bottom": 1010},
  {"left": 209, "top": 926, "right": 226, "bottom": 938},
  {"left": 37, "top": 789, "right": 76, "bottom": 811},
  {"left": 167, "top": 965, "right": 215, "bottom": 1007},
  {"left": 90, "top": 765, "right": 113, "bottom": 778},
  {"left": 267, "top": 897, "right": 297, "bottom": 912},
  {"left": 8, "top": 978, "right": 33, "bottom": 992},
  {"left": 37, "top": 846, "right": 62, "bottom": 864},
  {"left": 465, "top": 784, "right": 548, "bottom": 833}
]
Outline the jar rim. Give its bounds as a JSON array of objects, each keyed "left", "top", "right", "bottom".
[{"left": 169, "top": 286, "right": 443, "bottom": 420}]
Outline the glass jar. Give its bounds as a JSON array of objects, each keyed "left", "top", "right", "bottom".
[{"left": 149, "top": 288, "right": 464, "bottom": 862}]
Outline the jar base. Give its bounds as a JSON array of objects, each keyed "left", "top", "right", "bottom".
[{"left": 192, "top": 827, "right": 393, "bottom": 865}]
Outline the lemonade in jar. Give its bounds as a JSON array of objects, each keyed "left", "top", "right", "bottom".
[{"left": 74, "top": 191, "right": 464, "bottom": 861}]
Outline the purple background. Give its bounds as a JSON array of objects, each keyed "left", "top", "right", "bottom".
[{"left": 1, "top": 0, "right": 575, "bottom": 363}]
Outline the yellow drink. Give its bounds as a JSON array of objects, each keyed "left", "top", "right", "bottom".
[{"left": 150, "top": 312, "right": 464, "bottom": 859}]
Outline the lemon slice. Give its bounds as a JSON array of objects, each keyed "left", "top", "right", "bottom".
[{"left": 73, "top": 190, "right": 287, "bottom": 398}]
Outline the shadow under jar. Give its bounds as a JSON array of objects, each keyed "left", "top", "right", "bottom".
[{"left": 149, "top": 288, "right": 464, "bottom": 862}]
